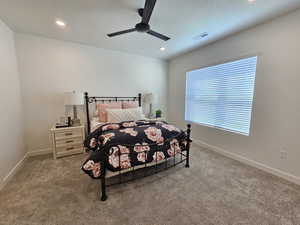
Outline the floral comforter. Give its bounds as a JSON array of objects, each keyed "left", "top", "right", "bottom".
[{"left": 82, "top": 120, "right": 187, "bottom": 179}]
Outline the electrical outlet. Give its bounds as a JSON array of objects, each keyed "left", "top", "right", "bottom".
[{"left": 280, "top": 150, "right": 288, "bottom": 159}]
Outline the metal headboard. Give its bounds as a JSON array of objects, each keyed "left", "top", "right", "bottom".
[{"left": 84, "top": 92, "right": 142, "bottom": 134}]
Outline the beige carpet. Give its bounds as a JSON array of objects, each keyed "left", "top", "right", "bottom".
[{"left": 1, "top": 146, "right": 300, "bottom": 225}]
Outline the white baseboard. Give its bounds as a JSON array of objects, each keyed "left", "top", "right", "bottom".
[
  {"left": 0, "top": 155, "right": 27, "bottom": 191},
  {"left": 0, "top": 148, "right": 52, "bottom": 191},
  {"left": 193, "top": 139, "right": 300, "bottom": 186},
  {"left": 26, "top": 148, "right": 52, "bottom": 157}
]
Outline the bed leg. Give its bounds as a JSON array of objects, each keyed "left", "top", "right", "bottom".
[
  {"left": 185, "top": 124, "right": 191, "bottom": 168},
  {"left": 100, "top": 162, "right": 107, "bottom": 201},
  {"left": 101, "top": 178, "right": 107, "bottom": 201}
]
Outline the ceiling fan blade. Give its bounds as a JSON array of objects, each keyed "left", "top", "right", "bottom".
[
  {"left": 147, "top": 30, "right": 170, "bottom": 41},
  {"left": 107, "top": 28, "right": 136, "bottom": 37},
  {"left": 142, "top": 0, "right": 157, "bottom": 24}
]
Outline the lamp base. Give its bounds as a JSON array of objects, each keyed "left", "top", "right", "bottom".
[
  {"left": 148, "top": 103, "right": 153, "bottom": 119},
  {"left": 72, "top": 118, "right": 81, "bottom": 126},
  {"left": 72, "top": 105, "right": 81, "bottom": 126},
  {"left": 148, "top": 113, "right": 154, "bottom": 119}
]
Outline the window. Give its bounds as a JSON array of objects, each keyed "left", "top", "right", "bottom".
[{"left": 185, "top": 56, "right": 257, "bottom": 135}]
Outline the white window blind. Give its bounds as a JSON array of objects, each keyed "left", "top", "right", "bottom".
[{"left": 185, "top": 56, "right": 257, "bottom": 135}]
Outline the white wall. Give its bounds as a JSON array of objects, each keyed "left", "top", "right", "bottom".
[
  {"left": 168, "top": 9, "right": 300, "bottom": 178},
  {"left": 0, "top": 20, "right": 25, "bottom": 184},
  {"left": 15, "top": 33, "right": 168, "bottom": 153}
]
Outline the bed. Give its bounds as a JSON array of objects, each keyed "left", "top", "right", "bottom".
[{"left": 82, "top": 92, "right": 192, "bottom": 201}]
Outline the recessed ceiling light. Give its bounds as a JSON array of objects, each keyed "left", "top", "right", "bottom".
[
  {"left": 55, "top": 20, "right": 66, "bottom": 28},
  {"left": 160, "top": 47, "right": 166, "bottom": 51},
  {"left": 248, "top": 0, "right": 256, "bottom": 3}
]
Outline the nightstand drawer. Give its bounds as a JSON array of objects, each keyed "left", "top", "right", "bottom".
[
  {"left": 55, "top": 129, "right": 82, "bottom": 140},
  {"left": 55, "top": 137, "right": 83, "bottom": 148},
  {"left": 56, "top": 143, "right": 83, "bottom": 153}
]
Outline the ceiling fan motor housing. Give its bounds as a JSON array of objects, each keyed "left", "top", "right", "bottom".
[
  {"left": 135, "top": 23, "right": 150, "bottom": 33},
  {"left": 138, "top": 8, "right": 144, "bottom": 17}
]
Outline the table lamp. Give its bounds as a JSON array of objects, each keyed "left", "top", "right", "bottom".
[
  {"left": 143, "top": 93, "right": 154, "bottom": 118},
  {"left": 64, "top": 91, "right": 84, "bottom": 126}
]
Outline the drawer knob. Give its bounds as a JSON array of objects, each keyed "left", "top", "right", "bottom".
[
  {"left": 65, "top": 133, "right": 73, "bottom": 136},
  {"left": 66, "top": 147, "right": 74, "bottom": 151},
  {"left": 66, "top": 140, "right": 74, "bottom": 143}
]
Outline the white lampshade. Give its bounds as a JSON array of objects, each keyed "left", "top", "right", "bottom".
[
  {"left": 64, "top": 91, "right": 84, "bottom": 106},
  {"left": 143, "top": 93, "right": 154, "bottom": 104}
]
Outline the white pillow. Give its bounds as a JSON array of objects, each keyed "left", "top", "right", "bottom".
[{"left": 106, "top": 107, "right": 144, "bottom": 123}]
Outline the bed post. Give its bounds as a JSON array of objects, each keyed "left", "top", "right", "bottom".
[
  {"left": 138, "top": 93, "right": 142, "bottom": 107},
  {"left": 84, "top": 92, "right": 91, "bottom": 134},
  {"left": 100, "top": 162, "right": 107, "bottom": 201},
  {"left": 185, "top": 124, "right": 191, "bottom": 168}
]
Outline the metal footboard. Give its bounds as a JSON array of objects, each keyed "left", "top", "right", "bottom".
[{"left": 99, "top": 124, "right": 191, "bottom": 201}]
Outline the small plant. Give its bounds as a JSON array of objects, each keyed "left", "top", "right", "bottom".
[{"left": 155, "top": 109, "right": 162, "bottom": 118}]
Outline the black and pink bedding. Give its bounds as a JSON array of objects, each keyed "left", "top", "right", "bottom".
[{"left": 82, "top": 120, "right": 187, "bottom": 179}]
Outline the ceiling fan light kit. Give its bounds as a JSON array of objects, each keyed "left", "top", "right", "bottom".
[{"left": 107, "top": 0, "right": 170, "bottom": 41}]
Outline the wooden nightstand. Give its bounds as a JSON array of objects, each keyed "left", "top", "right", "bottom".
[{"left": 50, "top": 125, "right": 85, "bottom": 159}]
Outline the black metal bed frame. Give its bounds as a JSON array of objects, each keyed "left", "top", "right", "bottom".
[{"left": 84, "top": 92, "right": 191, "bottom": 201}]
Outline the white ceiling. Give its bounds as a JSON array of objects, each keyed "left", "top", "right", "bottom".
[{"left": 1, "top": 0, "right": 300, "bottom": 60}]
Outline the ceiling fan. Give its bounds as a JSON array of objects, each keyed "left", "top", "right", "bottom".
[{"left": 107, "top": 0, "right": 170, "bottom": 41}]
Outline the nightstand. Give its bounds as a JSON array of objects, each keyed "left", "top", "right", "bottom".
[
  {"left": 146, "top": 117, "right": 166, "bottom": 121},
  {"left": 50, "top": 125, "right": 85, "bottom": 159}
]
